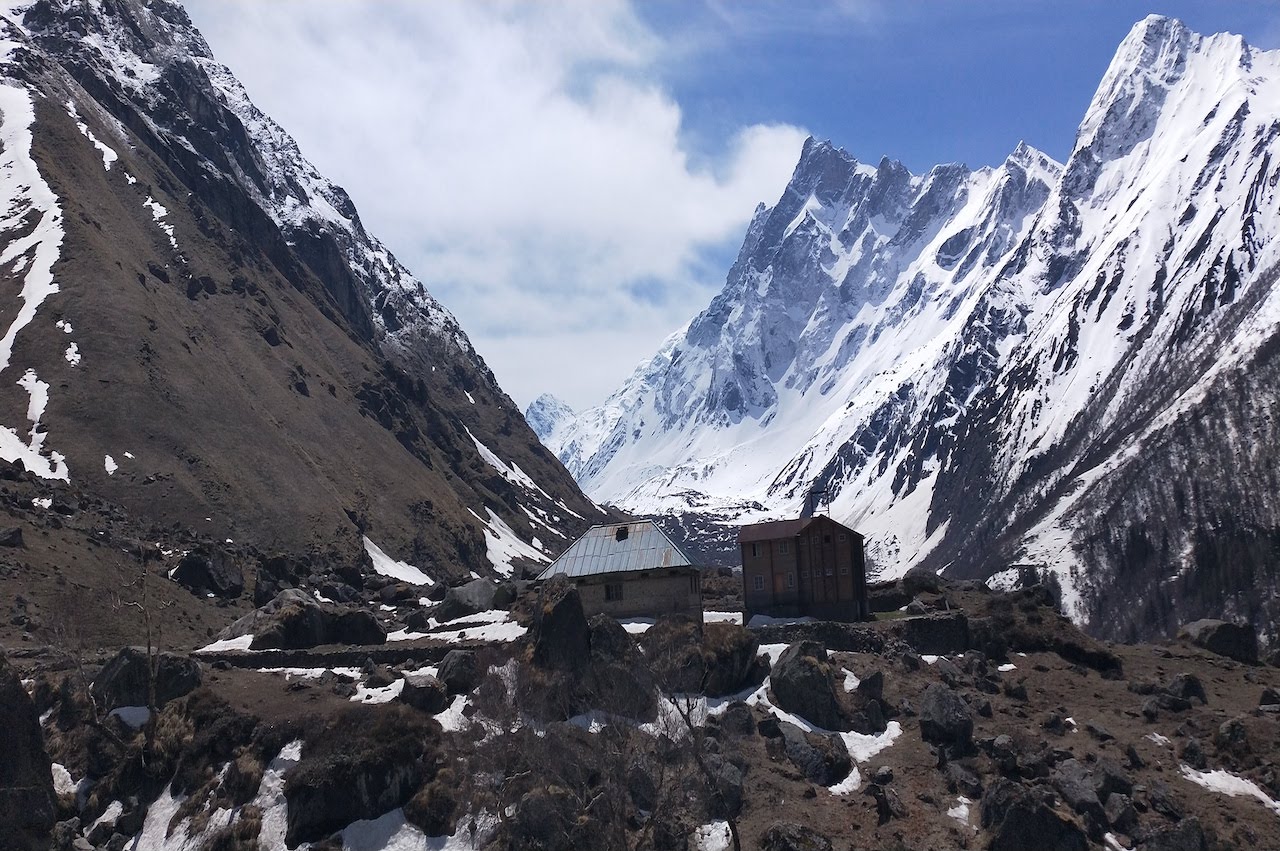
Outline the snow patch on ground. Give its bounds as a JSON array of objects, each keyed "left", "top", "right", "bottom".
[
  {"left": 351, "top": 678, "right": 405, "bottom": 705},
  {"left": 0, "top": 74, "right": 67, "bottom": 481},
  {"left": 51, "top": 763, "right": 76, "bottom": 797},
  {"left": 388, "top": 611, "right": 526, "bottom": 645},
  {"left": 66, "top": 100, "right": 118, "bottom": 170},
  {"left": 467, "top": 507, "right": 549, "bottom": 576},
  {"left": 465, "top": 426, "right": 548, "bottom": 497},
  {"left": 104, "top": 454, "right": 117, "bottom": 475},
  {"left": 693, "top": 820, "right": 732, "bottom": 851},
  {"left": 194, "top": 634, "right": 255, "bottom": 653},
  {"left": 1180, "top": 765, "right": 1280, "bottom": 816},
  {"left": 108, "top": 706, "right": 149, "bottom": 728},
  {"left": 143, "top": 195, "right": 179, "bottom": 251},
  {"left": 32, "top": 496, "right": 51, "bottom": 509},
  {"left": 63, "top": 342, "right": 79, "bottom": 365},
  {"left": 947, "top": 796, "right": 974, "bottom": 828},
  {"left": 253, "top": 740, "right": 303, "bottom": 851},
  {"left": 363, "top": 536, "right": 434, "bottom": 586}
]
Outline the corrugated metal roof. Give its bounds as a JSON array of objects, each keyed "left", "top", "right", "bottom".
[{"left": 538, "top": 521, "right": 695, "bottom": 580}]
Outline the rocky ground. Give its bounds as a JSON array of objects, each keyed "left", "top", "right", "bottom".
[{"left": 3, "top": 563, "right": 1280, "bottom": 851}]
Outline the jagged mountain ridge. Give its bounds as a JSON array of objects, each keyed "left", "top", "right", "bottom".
[
  {"left": 547, "top": 16, "right": 1280, "bottom": 642},
  {"left": 0, "top": 0, "right": 602, "bottom": 583}
]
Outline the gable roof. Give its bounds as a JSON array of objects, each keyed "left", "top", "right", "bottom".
[
  {"left": 738, "top": 518, "right": 815, "bottom": 543},
  {"left": 738, "top": 515, "right": 862, "bottom": 543},
  {"left": 538, "top": 521, "right": 695, "bottom": 580}
]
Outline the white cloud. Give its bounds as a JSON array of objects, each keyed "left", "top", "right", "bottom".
[{"left": 184, "top": 0, "right": 807, "bottom": 410}]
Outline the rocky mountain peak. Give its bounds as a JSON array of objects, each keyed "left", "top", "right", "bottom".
[{"left": 524, "top": 393, "right": 575, "bottom": 444}]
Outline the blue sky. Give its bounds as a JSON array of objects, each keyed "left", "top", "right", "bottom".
[{"left": 186, "top": 1, "right": 1280, "bottom": 412}]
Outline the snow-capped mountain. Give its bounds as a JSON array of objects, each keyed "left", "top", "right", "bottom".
[
  {"left": 524, "top": 393, "right": 575, "bottom": 446},
  {"left": 0, "top": 0, "right": 602, "bottom": 582},
  {"left": 549, "top": 16, "right": 1280, "bottom": 642}
]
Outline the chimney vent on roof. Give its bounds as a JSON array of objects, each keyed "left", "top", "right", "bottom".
[{"left": 615, "top": 526, "right": 629, "bottom": 542}]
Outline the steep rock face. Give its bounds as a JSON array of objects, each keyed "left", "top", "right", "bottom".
[
  {"left": 0, "top": 0, "right": 602, "bottom": 585},
  {"left": 551, "top": 16, "right": 1280, "bottom": 641}
]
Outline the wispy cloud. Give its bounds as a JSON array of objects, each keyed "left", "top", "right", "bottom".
[{"left": 185, "top": 0, "right": 807, "bottom": 410}]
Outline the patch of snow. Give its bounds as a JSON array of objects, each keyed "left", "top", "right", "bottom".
[
  {"left": 124, "top": 451, "right": 134, "bottom": 459},
  {"left": 467, "top": 506, "right": 548, "bottom": 576},
  {"left": 32, "top": 496, "right": 51, "bottom": 509},
  {"left": 63, "top": 342, "right": 79, "bottom": 365},
  {"left": 65, "top": 101, "right": 118, "bottom": 171},
  {"left": 921, "top": 654, "right": 940, "bottom": 665},
  {"left": 351, "top": 678, "right": 405, "bottom": 705},
  {"left": 997, "top": 663, "right": 1017, "bottom": 672},
  {"left": 108, "top": 706, "right": 149, "bottom": 728},
  {"left": 986, "top": 568, "right": 1022, "bottom": 592},
  {"left": 1146, "top": 732, "right": 1171, "bottom": 746},
  {"left": 464, "top": 426, "right": 548, "bottom": 497},
  {"left": 620, "top": 617, "right": 655, "bottom": 634},
  {"left": 54, "top": 319, "right": 71, "bottom": 334},
  {"left": 50, "top": 763, "right": 76, "bottom": 797},
  {"left": 464, "top": 390, "right": 475, "bottom": 404},
  {"left": 842, "top": 668, "right": 860, "bottom": 692},
  {"left": 947, "top": 796, "right": 974, "bottom": 827},
  {"left": 364, "top": 536, "right": 434, "bottom": 586},
  {"left": 1105, "top": 833, "right": 1132, "bottom": 851},
  {"left": 132, "top": 787, "right": 193, "bottom": 851},
  {"left": 194, "top": 634, "right": 255, "bottom": 653},
  {"left": 1180, "top": 765, "right": 1280, "bottom": 816},
  {"left": 703, "top": 611, "right": 743, "bottom": 624},
  {"left": 257, "top": 666, "right": 362, "bottom": 681},
  {"left": 104, "top": 455, "right": 117, "bottom": 475},
  {"left": 388, "top": 617, "right": 526, "bottom": 645},
  {"left": 143, "top": 195, "right": 179, "bottom": 251},
  {"left": 746, "top": 613, "right": 815, "bottom": 628},
  {"left": 435, "top": 694, "right": 471, "bottom": 732},
  {"left": 253, "top": 740, "right": 303, "bottom": 851},
  {"left": 90, "top": 799, "right": 123, "bottom": 834},
  {"left": 0, "top": 80, "right": 68, "bottom": 481},
  {"left": 693, "top": 821, "right": 732, "bottom": 851}
]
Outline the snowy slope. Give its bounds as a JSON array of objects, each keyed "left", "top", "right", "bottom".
[{"left": 553, "top": 17, "right": 1280, "bottom": 640}]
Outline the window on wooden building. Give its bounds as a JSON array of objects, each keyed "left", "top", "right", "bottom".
[
  {"left": 779, "top": 540, "right": 790, "bottom": 554},
  {"left": 605, "top": 583, "right": 624, "bottom": 601},
  {"left": 840, "top": 565, "right": 849, "bottom": 575},
  {"left": 753, "top": 575, "right": 764, "bottom": 591},
  {"left": 787, "top": 573, "right": 795, "bottom": 589},
  {"left": 838, "top": 532, "right": 848, "bottom": 542},
  {"left": 825, "top": 566, "right": 833, "bottom": 576},
  {"left": 801, "top": 567, "right": 809, "bottom": 579},
  {"left": 751, "top": 542, "right": 761, "bottom": 558}
]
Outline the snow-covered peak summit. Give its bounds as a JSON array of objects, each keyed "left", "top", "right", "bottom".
[{"left": 524, "top": 394, "right": 575, "bottom": 445}]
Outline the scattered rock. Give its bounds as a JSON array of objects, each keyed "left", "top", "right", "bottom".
[
  {"left": 770, "top": 641, "right": 850, "bottom": 731},
  {"left": 0, "top": 527, "right": 24, "bottom": 548},
  {"left": 983, "top": 780, "right": 1088, "bottom": 851},
  {"left": 435, "top": 578, "right": 497, "bottom": 623},
  {"left": 398, "top": 675, "right": 449, "bottom": 714},
  {"left": 173, "top": 545, "right": 244, "bottom": 599},
  {"left": 531, "top": 583, "right": 590, "bottom": 673},
  {"left": 918, "top": 682, "right": 974, "bottom": 752},
  {"left": 778, "top": 721, "right": 852, "bottom": 786},
  {"left": 1163, "top": 672, "right": 1207, "bottom": 705},
  {"left": 217, "top": 589, "right": 386, "bottom": 650},
  {"left": 436, "top": 650, "right": 481, "bottom": 695},
  {"left": 90, "top": 646, "right": 201, "bottom": 712},
  {"left": 1179, "top": 619, "right": 1259, "bottom": 664},
  {"left": 1136, "top": 816, "right": 1207, "bottom": 851},
  {"left": 759, "top": 822, "right": 833, "bottom": 851}
]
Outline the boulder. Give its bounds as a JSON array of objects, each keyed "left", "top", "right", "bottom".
[
  {"left": 982, "top": 780, "right": 1087, "bottom": 851},
  {"left": 1163, "top": 672, "right": 1207, "bottom": 705},
  {"left": 218, "top": 589, "right": 386, "bottom": 650},
  {"left": 1136, "top": 817, "right": 1207, "bottom": 851},
  {"left": 284, "top": 707, "right": 440, "bottom": 846},
  {"left": 1050, "top": 759, "right": 1105, "bottom": 825},
  {"left": 719, "top": 701, "right": 756, "bottom": 737},
  {"left": 531, "top": 583, "right": 590, "bottom": 673},
  {"left": 703, "top": 752, "right": 745, "bottom": 819},
  {"left": 398, "top": 675, "right": 450, "bottom": 714},
  {"left": 579, "top": 614, "right": 657, "bottom": 720},
  {"left": 901, "top": 563, "right": 942, "bottom": 596},
  {"left": 1179, "top": 619, "right": 1258, "bottom": 664},
  {"left": 0, "top": 527, "right": 23, "bottom": 548},
  {"left": 90, "top": 646, "right": 201, "bottom": 712},
  {"left": 777, "top": 721, "right": 852, "bottom": 786},
  {"left": 770, "top": 641, "right": 850, "bottom": 731},
  {"left": 172, "top": 545, "right": 244, "bottom": 598},
  {"left": 702, "top": 622, "right": 769, "bottom": 697},
  {"left": 0, "top": 655, "right": 56, "bottom": 851},
  {"left": 918, "top": 682, "right": 973, "bottom": 751},
  {"left": 436, "top": 650, "right": 481, "bottom": 696},
  {"left": 435, "top": 578, "right": 497, "bottom": 623},
  {"left": 759, "top": 822, "right": 833, "bottom": 851}
]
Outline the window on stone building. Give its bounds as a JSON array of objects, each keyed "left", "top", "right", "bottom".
[{"left": 605, "top": 583, "right": 624, "bottom": 601}]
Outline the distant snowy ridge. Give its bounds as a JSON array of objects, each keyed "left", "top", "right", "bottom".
[{"left": 552, "top": 16, "right": 1280, "bottom": 641}]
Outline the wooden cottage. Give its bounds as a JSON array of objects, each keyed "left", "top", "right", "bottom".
[
  {"left": 739, "top": 515, "right": 869, "bottom": 622},
  {"left": 537, "top": 521, "right": 703, "bottom": 622}
]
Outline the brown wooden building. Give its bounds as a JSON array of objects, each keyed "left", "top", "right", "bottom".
[{"left": 739, "top": 515, "right": 869, "bottom": 622}]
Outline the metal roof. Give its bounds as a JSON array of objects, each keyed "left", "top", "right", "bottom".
[
  {"left": 738, "top": 518, "right": 815, "bottom": 543},
  {"left": 538, "top": 521, "right": 695, "bottom": 580}
]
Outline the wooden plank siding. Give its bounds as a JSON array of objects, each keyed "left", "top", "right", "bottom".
[{"left": 740, "top": 515, "right": 869, "bottom": 623}]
